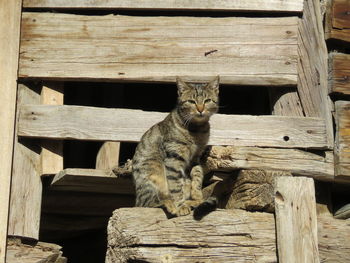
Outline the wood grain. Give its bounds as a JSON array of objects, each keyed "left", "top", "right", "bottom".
[
  {"left": 335, "top": 101, "right": 350, "bottom": 182},
  {"left": 8, "top": 84, "right": 42, "bottom": 240},
  {"left": 18, "top": 105, "right": 329, "bottom": 149},
  {"left": 325, "top": 0, "right": 350, "bottom": 42},
  {"left": 106, "top": 208, "right": 350, "bottom": 262},
  {"left": 96, "top": 142, "right": 120, "bottom": 170},
  {"left": 297, "top": 0, "right": 334, "bottom": 148},
  {"left": 40, "top": 82, "right": 64, "bottom": 176},
  {"left": 19, "top": 12, "right": 298, "bottom": 86},
  {"left": 206, "top": 146, "right": 334, "bottom": 181},
  {"left": 22, "top": 0, "right": 304, "bottom": 12},
  {"left": 0, "top": 0, "right": 22, "bottom": 260},
  {"left": 329, "top": 53, "right": 350, "bottom": 95},
  {"left": 275, "top": 177, "right": 319, "bottom": 263},
  {"left": 51, "top": 168, "right": 134, "bottom": 194},
  {"left": 269, "top": 87, "right": 304, "bottom": 117}
]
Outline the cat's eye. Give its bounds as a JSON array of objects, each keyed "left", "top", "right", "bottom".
[
  {"left": 187, "top": 100, "right": 196, "bottom": 104},
  {"left": 204, "top": 99, "right": 212, "bottom": 103}
]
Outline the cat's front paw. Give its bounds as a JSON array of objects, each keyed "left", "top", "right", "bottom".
[
  {"left": 163, "top": 199, "right": 178, "bottom": 215},
  {"left": 176, "top": 204, "right": 191, "bottom": 216}
]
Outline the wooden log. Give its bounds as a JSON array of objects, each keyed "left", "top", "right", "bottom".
[
  {"left": 6, "top": 238, "right": 67, "bottom": 263},
  {"left": 40, "top": 82, "right": 64, "bottom": 176},
  {"left": 325, "top": 0, "right": 350, "bottom": 43},
  {"left": 51, "top": 168, "right": 134, "bottom": 194},
  {"left": 0, "top": 0, "right": 22, "bottom": 260},
  {"left": 106, "top": 208, "right": 350, "bottom": 263},
  {"left": 18, "top": 105, "right": 329, "bottom": 149},
  {"left": 334, "top": 101, "right": 350, "bottom": 182},
  {"left": 268, "top": 87, "right": 304, "bottom": 116},
  {"left": 205, "top": 146, "right": 334, "bottom": 181},
  {"left": 329, "top": 53, "right": 350, "bottom": 95},
  {"left": 22, "top": 0, "right": 304, "bottom": 12},
  {"left": 275, "top": 177, "right": 319, "bottom": 263},
  {"left": 19, "top": 12, "right": 298, "bottom": 86},
  {"left": 297, "top": 0, "right": 334, "bottom": 149},
  {"left": 96, "top": 142, "right": 120, "bottom": 170},
  {"left": 106, "top": 208, "right": 277, "bottom": 263},
  {"left": 8, "top": 84, "right": 42, "bottom": 240}
]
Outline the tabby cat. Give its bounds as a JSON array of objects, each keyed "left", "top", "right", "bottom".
[{"left": 132, "top": 76, "right": 219, "bottom": 216}]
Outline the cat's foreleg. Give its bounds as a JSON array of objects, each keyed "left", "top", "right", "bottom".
[{"left": 185, "top": 164, "right": 205, "bottom": 208}]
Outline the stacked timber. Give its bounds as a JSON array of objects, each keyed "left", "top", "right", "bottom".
[{"left": 3, "top": 0, "right": 341, "bottom": 261}]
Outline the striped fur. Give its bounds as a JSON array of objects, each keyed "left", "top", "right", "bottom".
[{"left": 132, "top": 76, "right": 219, "bottom": 216}]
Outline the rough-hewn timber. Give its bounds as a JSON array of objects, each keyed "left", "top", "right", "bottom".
[
  {"left": 0, "top": 0, "right": 22, "bottom": 260},
  {"left": 335, "top": 101, "right": 350, "bottom": 182},
  {"left": 18, "top": 105, "right": 329, "bottom": 149},
  {"left": 325, "top": 0, "right": 350, "bottom": 43},
  {"left": 329, "top": 53, "right": 350, "bottom": 95},
  {"left": 22, "top": 0, "right": 304, "bottom": 12},
  {"left": 19, "top": 12, "right": 298, "bottom": 86},
  {"left": 106, "top": 208, "right": 350, "bottom": 263}
]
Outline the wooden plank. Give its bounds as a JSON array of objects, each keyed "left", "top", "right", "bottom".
[
  {"left": 51, "top": 168, "right": 134, "bottom": 194},
  {"left": 22, "top": 0, "right": 304, "bottom": 12},
  {"left": 19, "top": 12, "right": 299, "bottom": 86},
  {"left": 325, "top": 0, "right": 350, "bottom": 43},
  {"left": 96, "top": 142, "right": 120, "bottom": 170},
  {"left": 40, "top": 82, "right": 64, "bottom": 176},
  {"left": 7, "top": 238, "right": 66, "bottom": 263},
  {"left": 8, "top": 84, "right": 42, "bottom": 240},
  {"left": 297, "top": 0, "right": 334, "bottom": 148},
  {"left": 275, "top": 177, "right": 319, "bottom": 263},
  {"left": 0, "top": 0, "right": 22, "bottom": 261},
  {"left": 18, "top": 105, "right": 329, "bottom": 149},
  {"left": 106, "top": 208, "right": 350, "bottom": 262},
  {"left": 329, "top": 53, "right": 350, "bottom": 95},
  {"left": 206, "top": 146, "right": 334, "bottom": 181},
  {"left": 269, "top": 87, "right": 304, "bottom": 117},
  {"left": 335, "top": 101, "right": 350, "bottom": 182}
]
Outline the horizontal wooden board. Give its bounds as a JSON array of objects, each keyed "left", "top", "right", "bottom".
[
  {"left": 19, "top": 12, "right": 298, "bottom": 86},
  {"left": 23, "top": 0, "right": 304, "bottom": 12},
  {"left": 18, "top": 105, "right": 329, "bottom": 149},
  {"left": 335, "top": 101, "right": 350, "bottom": 182},
  {"left": 206, "top": 146, "right": 334, "bottom": 181},
  {"left": 51, "top": 168, "right": 134, "bottom": 194},
  {"left": 329, "top": 53, "right": 350, "bottom": 95}
]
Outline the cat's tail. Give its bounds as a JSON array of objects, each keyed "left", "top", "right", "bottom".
[{"left": 193, "top": 196, "right": 218, "bottom": 220}]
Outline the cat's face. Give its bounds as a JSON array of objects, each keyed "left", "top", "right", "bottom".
[{"left": 176, "top": 76, "right": 219, "bottom": 124}]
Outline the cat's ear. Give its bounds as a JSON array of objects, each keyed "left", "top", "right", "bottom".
[
  {"left": 176, "top": 77, "right": 189, "bottom": 96},
  {"left": 207, "top": 75, "right": 220, "bottom": 95}
]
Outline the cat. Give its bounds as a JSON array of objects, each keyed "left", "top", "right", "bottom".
[{"left": 132, "top": 76, "right": 219, "bottom": 216}]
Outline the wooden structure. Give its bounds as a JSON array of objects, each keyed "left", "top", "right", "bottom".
[{"left": 0, "top": 0, "right": 349, "bottom": 262}]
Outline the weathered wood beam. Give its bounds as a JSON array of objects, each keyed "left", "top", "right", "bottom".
[
  {"left": 335, "top": 101, "right": 350, "bottom": 182},
  {"left": 8, "top": 84, "right": 42, "bottom": 241},
  {"left": 51, "top": 168, "right": 134, "bottom": 194},
  {"left": 22, "top": 0, "right": 304, "bottom": 12},
  {"left": 275, "top": 177, "right": 319, "bottom": 263},
  {"left": 96, "top": 142, "right": 120, "bottom": 170},
  {"left": 40, "top": 82, "right": 64, "bottom": 176},
  {"left": 19, "top": 12, "right": 298, "bottom": 86},
  {"left": 329, "top": 53, "right": 350, "bottom": 95},
  {"left": 269, "top": 87, "right": 304, "bottom": 117},
  {"left": 325, "top": 0, "right": 350, "bottom": 43},
  {"left": 6, "top": 238, "right": 67, "bottom": 263},
  {"left": 106, "top": 208, "right": 350, "bottom": 262},
  {"left": 297, "top": 0, "right": 334, "bottom": 148},
  {"left": 206, "top": 146, "right": 334, "bottom": 181},
  {"left": 18, "top": 105, "right": 329, "bottom": 149},
  {"left": 0, "top": 0, "right": 22, "bottom": 260}
]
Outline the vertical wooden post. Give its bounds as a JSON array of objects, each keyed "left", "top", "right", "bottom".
[
  {"left": 275, "top": 176, "right": 319, "bottom": 263},
  {"left": 0, "top": 0, "right": 22, "bottom": 261},
  {"left": 96, "top": 142, "right": 120, "bottom": 170},
  {"left": 269, "top": 87, "right": 304, "bottom": 117},
  {"left": 8, "top": 84, "right": 42, "bottom": 241},
  {"left": 40, "top": 82, "right": 64, "bottom": 175}
]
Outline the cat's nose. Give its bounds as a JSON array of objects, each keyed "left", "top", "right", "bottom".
[{"left": 196, "top": 104, "right": 205, "bottom": 113}]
